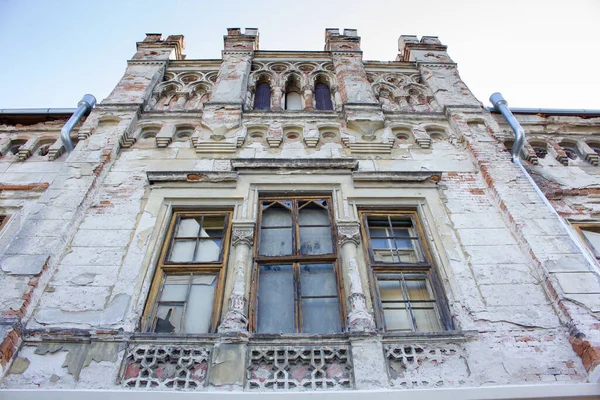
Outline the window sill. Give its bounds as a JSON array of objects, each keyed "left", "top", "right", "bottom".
[
  {"left": 382, "top": 329, "right": 478, "bottom": 342},
  {"left": 131, "top": 332, "right": 218, "bottom": 344}
]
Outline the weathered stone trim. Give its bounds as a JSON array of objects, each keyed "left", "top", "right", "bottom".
[
  {"left": 384, "top": 342, "right": 469, "bottom": 389},
  {"left": 246, "top": 345, "right": 354, "bottom": 390},
  {"left": 231, "top": 158, "right": 357, "bottom": 170},
  {"left": 352, "top": 171, "right": 442, "bottom": 184},
  {"left": 146, "top": 171, "right": 238, "bottom": 184},
  {"left": 120, "top": 344, "right": 211, "bottom": 389}
]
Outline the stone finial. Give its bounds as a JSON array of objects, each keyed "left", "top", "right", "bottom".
[
  {"left": 420, "top": 36, "right": 443, "bottom": 45},
  {"left": 144, "top": 33, "right": 163, "bottom": 42},
  {"left": 396, "top": 34, "right": 449, "bottom": 62},
  {"left": 224, "top": 28, "right": 259, "bottom": 51},
  {"left": 136, "top": 33, "right": 186, "bottom": 60},
  {"left": 325, "top": 28, "right": 361, "bottom": 52},
  {"left": 398, "top": 35, "right": 419, "bottom": 59}
]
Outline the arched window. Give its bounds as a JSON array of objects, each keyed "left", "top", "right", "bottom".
[
  {"left": 285, "top": 75, "right": 303, "bottom": 111},
  {"left": 315, "top": 82, "right": 333, "bottom": 111},
  {"left": 253, "top": 82, "right": 271, "bottom": 111}
]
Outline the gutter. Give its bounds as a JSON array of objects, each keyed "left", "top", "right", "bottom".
[
  {"left": 489, "top": 92, "right": 599, "bottom": 272},
  {"left": 0, "top": 108, "right": 77, "bottom": 115},
  {"left": 485, "top": 106, "right": 600, "bottom": 117},
  {"left": 60, "top": 94, "right": 96, "bottom": 152}
]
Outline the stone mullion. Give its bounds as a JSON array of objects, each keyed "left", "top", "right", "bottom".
[
  {"left": 337, "top": 222, "right": 376, "bottom": 333},
  {"left": 302, "top": 85, "right": 314, "bottom": 111},
  {"left": 218, "top": 223, "right": 254, "bottom": 335}
]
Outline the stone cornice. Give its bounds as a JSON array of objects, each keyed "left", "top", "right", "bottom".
[
  {"left": 146, "top": 171, "right": 237, "bottom": 184},
  {"left": 417, "top": 61, "right": 458, "bottom": 68},
  {"left": 352, "top": 171, "right": 442, "bottom": 184},
  {"left": 167, "top": 60, "right": 222, "bottom": 69},
  {"left": 231, "top": 158, "right": 358, "bottom": 171},
  {"left": 127, "top": 60, "right": 169, "bottom": 66}
]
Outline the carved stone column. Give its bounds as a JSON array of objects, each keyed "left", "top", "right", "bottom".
[
  {"left": 302, "top": 85, "right": 314, "bottom": 110},
  {"left": 271, "top": 86, "right": 283, "bottom": 111},
  {"left": 337, "top": 221, "right": 376, "bottom": 333},
  {"left": 174, "top": 92, "right": 188, "bottom": 110},
  {"left": 218, "top": 222, "right": 255, "bottom": 335},
  {"left": 331, "top": 85, "right": 342, "bottom": 111}
]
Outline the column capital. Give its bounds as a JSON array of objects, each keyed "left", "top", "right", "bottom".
[
  {"left": 231, "top": 221, "right": 255, "bottom": 247},
  {"left": 337, "top": 220, "right": 361, "bottom": 246}
]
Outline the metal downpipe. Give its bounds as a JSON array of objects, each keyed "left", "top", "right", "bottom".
[
  {"left": 489, "top": 92, "right": 598, "bottom": 272},
  {"left": 60, "top": 94, "right": 96, "bottom": 152}
]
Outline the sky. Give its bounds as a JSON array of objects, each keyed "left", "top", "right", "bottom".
[{"left": 1, "top": 0, "right": 599, "bottom": 110}]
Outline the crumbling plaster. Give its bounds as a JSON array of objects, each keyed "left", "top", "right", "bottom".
[{"left": 0, "top": 29, "right": 599, "bottom": 394}]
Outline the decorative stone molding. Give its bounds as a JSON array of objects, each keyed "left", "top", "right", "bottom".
[
  {"left": 384, "top": 342, "right": 469, "bottom": 388},
  {"left": 347, "top": 292, "right": 376, "bottom": 332},
  {"left": 348, "top": 141, "right": 393, "bottom": 154},
  {"left": 247, "top": 346, "right": 354, "bottom": 390},
  {"left": 337, "top": 221, "right": 377, "bottom": 333},
  {"left": 146, "top": 171, "right": 237, "bottom": 185},
  {"left": 121, "top": 345, "right": 211, "bottom": 389},
  {"left": 337, "top": 223, "right": 361, "bottom": 247},
  {"left": 231, "top": 158, "right": 358, "bottom": 171},
  {"left": 352, "top": 171, "right": 442, "bottom": 185},
  {"left": 219, "top": 222, "right": 255, "bottom": 335},
  {"left": 231, "top": 225, "right": 255, "bottom": 247}
]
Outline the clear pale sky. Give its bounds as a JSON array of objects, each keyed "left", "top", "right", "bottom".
[{"left": 1, "top": 0, "right": 598, "bottom": 110}]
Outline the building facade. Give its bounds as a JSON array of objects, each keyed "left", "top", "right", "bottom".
[{"left": 0, "top": 28, "right": 599, "bottom": 398}]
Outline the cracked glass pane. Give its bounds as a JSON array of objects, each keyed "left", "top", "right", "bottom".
[
  {"left": 257, "top": 265, "right": 294, "bottom": 333},
  {"left": 176, "top": 218, "right": 200, "bottom": 237},
  {"left": 170, "top": 240, "right": 195, "bottom": 262},
  {"left": 184, "top": 275, "right": 217, "bottom": 333},
  {"left": 195, "top": 239, "right": 222, "bottom": 262}
]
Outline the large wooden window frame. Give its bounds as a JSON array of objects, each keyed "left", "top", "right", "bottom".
[
  {"left": 141, "top": 210, "right": 232, "bottom": 334},
  {"left": 360, "top": 210, "right": 452, "bottom": 333},
  {"left": 249, "top": 196, "right": 346, "bottom": 333}
]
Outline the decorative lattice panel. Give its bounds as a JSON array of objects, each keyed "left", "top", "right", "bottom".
[
  {"left": 247, "top": 346, "right": 354, "bottom": 390},
  {"left": 385, "top": 343, "right": 469, "bottom": 388},
  {"left": 121, "top": 345, "right": 211, "bottom": 389}
]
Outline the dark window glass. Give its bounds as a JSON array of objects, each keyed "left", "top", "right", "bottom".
[
  {"left": 254, "top": 82, "right": 271, "bottom": 110},
  {"left": 254, "top": 198, "right": 342, "bottom": 334},
  {"left": 362, "top": 212, "right": 450, "bottom": 333},
  {"left": 315, "top": 83, "right": 333, "bottom": 110}
]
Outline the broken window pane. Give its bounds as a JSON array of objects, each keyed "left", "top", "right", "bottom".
[
  {"left": 169, "top": 240, "right": 196, "bottom": 262},
  {"left": 155, "top": 305, "right": 184, "bottom": 333},
  {"left": 160, "top": 275, "right": 189, "bottom": 302},
  {"left": 257, "top": 265, "right": 294, "bottom": 333},
  {"left": 176, "top": 218, "right": 200, "bottom": 237},
  {"left": 302, "top": 298, "right": 341, "bottom": 333},
  {"left": 184, "top": 275, "right": 217, "bottom": 333},
  {"left": 195, "top": 239, "right": 222, "bottom": 262}
]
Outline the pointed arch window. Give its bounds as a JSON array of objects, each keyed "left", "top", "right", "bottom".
[
  {"left": 315, "top": 82, "right": 333, "bottom": 111},
  {"left": 251, "top": 197, "right": 344, "bottom": 334},
  {"left": 285, "top": 75, "right": 303, "bottom": 111},
  {"left": 253, "top": 82, "right": 271, "bottom": 111}
]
